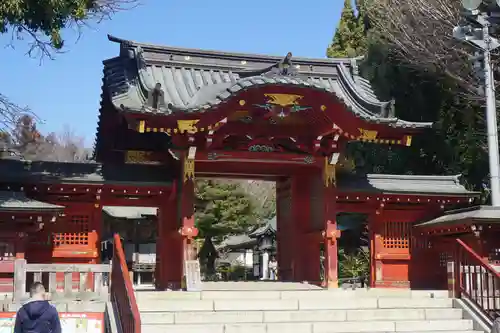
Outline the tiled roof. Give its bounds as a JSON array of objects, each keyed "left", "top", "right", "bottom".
[
  {"left": 0, "top": 159, "right": 174, "bottom": 186},
  {"left": 217, "top": 234, "right": 255, "bottom": 249},
  {"left": 338, "top": 174, "right": 479, "bottom": 196},
  {"left": 102, "top": 206, "right": 157, "bottom": 219},
  {"left": 249, "top": 217, "right": 277, "bottom": 237},
  {"left": 0, "top": 160, "right": 477, "bottom": 198},
  {"left": 0, "top": 191, "right": 64, "bottom": 212},
  {"left": 102, "top": 35, "right": 432, "bottom": 129},
  {"left": 415, "top": 206, "right": 500, "bottom": 227}
]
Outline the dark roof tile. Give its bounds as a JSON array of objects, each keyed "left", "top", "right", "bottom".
[
  {"left": 338, "top": 174, "right": 479, "bottom": 196},
  {"left": 102, "top": 35, "right": 432, "bottom": 129},
  {"left": 415, "top": 206, "right": 500, "bottom": 227},
  {"left": 0, "top": 191, "right": 64, "bottom": 212}
]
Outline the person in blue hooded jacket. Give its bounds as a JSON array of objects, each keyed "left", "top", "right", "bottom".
[{"left": 14, "top": 282, "right": 61, "bottom": 333}]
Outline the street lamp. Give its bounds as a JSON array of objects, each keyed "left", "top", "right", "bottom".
[{"left": 454, "top": 0, "right": 500, "bottom": 206}]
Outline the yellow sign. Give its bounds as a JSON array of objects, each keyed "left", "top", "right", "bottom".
[
  {"left": 184, "top": 159, "right": 195, "bottom": 182},
  {"left": 323, "top": 158, "right": 336, "bottom": 188},
  {"left": 125, "top": 150, "right": 152, "bottom": 164}
]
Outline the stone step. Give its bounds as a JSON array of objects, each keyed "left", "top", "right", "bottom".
[
  {"left": 199, "top": 281, "right": 324, "bottom": 291},
  {"left": 135, "top": 289, "right": 449, "bottom": 301},
  {"left": 137, "top": 297, "right": 453, "bottom": 312},
  {"left": 141, "top": 319, "right": 474, "bottom": 333},
  {"left": 140, "top": 308, "right": 464, "bottom": 325}
]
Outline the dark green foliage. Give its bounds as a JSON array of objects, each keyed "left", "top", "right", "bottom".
[
  {"left": 0, "top": 0, "right": 92, "bottom": 49},
  {"left": 330, "top": 0, "right": 489, "bottom": 198},
  {"left": 0, "top": 0, "right": 137, "bottom": 57},
  {"left": 195, "top": 179, "right": 262, "bottom": 276},
  {"left": 338, "top": 248, "right": 369, "bottom": 279},
  {"left": 195, "top": 180, "right": 260, "bottom": 242}
]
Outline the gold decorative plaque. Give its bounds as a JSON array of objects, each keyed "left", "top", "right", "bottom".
[
  {"left": 358, "top": 128, "right": 378, "bottom": 140},
  {"left": 125, "top": 150, "right": 153, "bottom": 164},
  {"left": 264, "top": 93, "right": 303, "bottom": 107},
  {"left": 177, "top": 119, "right": 200, "bottom": 134},
  {"left": 183, "top": 159, "right": 195, "bottom": 182}
]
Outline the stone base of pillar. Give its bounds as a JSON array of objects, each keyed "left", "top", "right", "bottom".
[{"left": 327, "top": 279, "right": 338, "bottom": 289}]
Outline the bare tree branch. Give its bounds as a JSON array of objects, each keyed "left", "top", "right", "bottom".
[
  {"left": 3, "top": 0, "right": 141, "bottom": 61},
  {"left": 0, "top": 93, "right": 39, "bottom": 133},
  {"left": 367, "top": 0, "right": 488, "bottom": 99},
  {"left": 0, "top": 0, "right": 141, "bottom": 135}
]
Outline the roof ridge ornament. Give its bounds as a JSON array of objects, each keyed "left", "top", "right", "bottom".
[
  {"left": 135, "top": 46, "right": 147, "bottom": 70},
  {"left": 143, "top": 82, "right": 166, "bottom": 112},
  {"left": 382, "top": 98, "right": 396, "bottom": 118},
  {"left": 236, "top": 52, "right": 298, "bottom": 78},
  {"left": 350, "top": 56, "right": 365, "bottom": 77},
  {"left": 273, "top": 52, "right": 297, "bottom": 76}
]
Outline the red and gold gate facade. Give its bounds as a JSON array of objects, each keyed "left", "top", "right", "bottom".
[{"left": 0, "top": 36, "right": 480, "bottom": 290}]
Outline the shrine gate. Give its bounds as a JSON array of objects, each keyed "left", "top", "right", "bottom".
[{"left": 0, "top": 35, "right": 478, "bottom": 291}]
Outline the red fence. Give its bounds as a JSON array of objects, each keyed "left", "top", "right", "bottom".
[
  {"left": 454, "top": 238, "right": 500, "bottom": 320},
  {"left": 110, "top": 234, "right": 141, "bottom": 333}
]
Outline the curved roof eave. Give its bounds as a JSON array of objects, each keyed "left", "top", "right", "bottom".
[
  {"left": 102, "top": 35, "right": 433, "bottom": 130},
  {"left": 109, "top": 74, "right": 432, "bottom": 129}
]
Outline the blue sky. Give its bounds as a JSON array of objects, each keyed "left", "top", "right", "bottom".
[{"left": 0, "top": 0, "right": 342, "bottom": 146}]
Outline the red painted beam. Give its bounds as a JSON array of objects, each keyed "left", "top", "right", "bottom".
[
  {"left": 196, "top": 161, "right": 317, "bottom": 177},
  {"left": 197, "top": 173, "right": 279, "bottom": 181},
  {"left": 195, "top": 150, "right": 323, "bottom": 166},
  {"left": 214, "top": 122, "right": 318, "bottom": 139}
]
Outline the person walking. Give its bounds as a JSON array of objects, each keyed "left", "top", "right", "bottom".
[
  {"left": 14, "top": 282, "right": 61, "bottom": 333},
  {"left": 268, "top": 256, "right": 278, "bottom": 281}
]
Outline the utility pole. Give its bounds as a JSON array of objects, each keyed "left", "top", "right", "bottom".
[{"left": 453, "top": 0, "right": 500, "bottom": 205}]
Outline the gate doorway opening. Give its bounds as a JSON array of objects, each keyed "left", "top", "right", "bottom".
[
  {"left": 101, "top": 206, "right": 158, "bottom": 288},
  {"left": 197, "top": 178, "right": 277, "bottom": 282},
  {"left": 337, "top": 213, "right": 370, "bottom": 287}
]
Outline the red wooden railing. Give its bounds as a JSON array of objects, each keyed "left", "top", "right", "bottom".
[
  {"left": 111, "top": 234, "right": 141, "bottom": 333},
  {"left": 454, "top": 238, "right": 500, "bottom": 320}
]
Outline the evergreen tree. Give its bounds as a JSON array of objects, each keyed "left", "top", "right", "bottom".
[
  {"left": 329, "top": 1, "right": 489, "bottom": 199},
  {"left": 195, "top": 180, "right": 258, "bottom": 240},
  {"left": 327, "top": 0, "right": 366, "bottom": 58},
  {"left": 195, "top": 180, "right": 261, "bottom": 274}
]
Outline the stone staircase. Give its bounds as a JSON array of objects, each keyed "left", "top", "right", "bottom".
[{"left": 135, "top": 283, "right": 484, "bottom": 333}]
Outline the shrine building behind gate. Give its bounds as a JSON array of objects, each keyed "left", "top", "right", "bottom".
[{"left": 0, "top": 36, "right": 481, "bottom": 291}]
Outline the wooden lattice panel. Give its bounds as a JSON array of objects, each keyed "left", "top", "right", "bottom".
[
  {"left": 52, "top": 214, "right": 90, "bottom": 246},
  {"left": 382, "top": 221, "right": 411, "bottom": 249}
]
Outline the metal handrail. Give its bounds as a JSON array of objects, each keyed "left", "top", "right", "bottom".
[
  {"left": 111, "top": 234, "right": 141, "bottom": 333},
  {"left": 455, "top": 238, "right": 500, "bottom": 320}
]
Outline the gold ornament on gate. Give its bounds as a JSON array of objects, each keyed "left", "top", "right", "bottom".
[
  {"left": 323, "top": 157, "right": 336, "bottom": 187},
  {"left": 184, "top": 159, "right": 195, "bottom": 182},
  {"left": 177, "top": 119, "right": 199, "bottom": 134},
  {"left": 357, "top": 128, "right": 378, "bottom": 140},
  {"left": 126, "top": 150, "right": 151, "bottom": 164},
  {"left": 264, "top": 93, "right": 303, "bottom": 107}
]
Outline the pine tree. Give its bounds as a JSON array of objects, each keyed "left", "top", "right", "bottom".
[
  {"left": 195, "top": 180, "right": 258, "bottom": 240},
  {"left": 327, "top": 0, "right": 366, "bottom": 58},
  {"left": 195, "top": 179, "right": 261, "bottom": 275}
]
